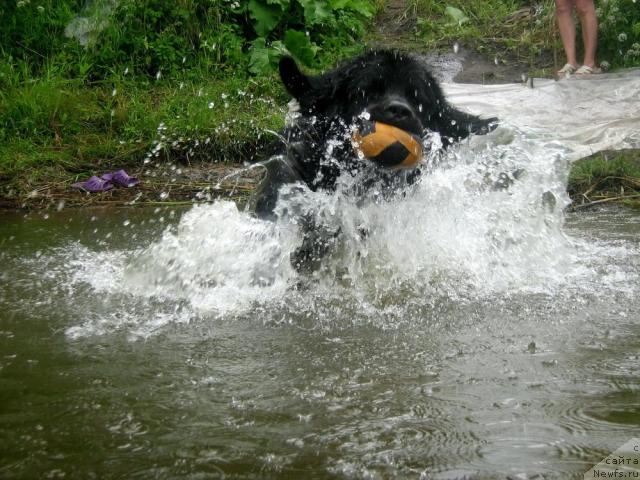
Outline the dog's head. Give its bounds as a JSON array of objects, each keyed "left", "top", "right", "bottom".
[{"left": 279, "top": 50, "right": 497, "bottom": 144}]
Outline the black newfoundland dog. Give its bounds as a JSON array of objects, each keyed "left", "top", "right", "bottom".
[{"left": 251, "top": 49, "right": 498, "bottom": 271}]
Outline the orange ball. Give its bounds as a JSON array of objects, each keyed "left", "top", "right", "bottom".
[{"left": 352, "top": 121, "right": 423, "bottom": 169}]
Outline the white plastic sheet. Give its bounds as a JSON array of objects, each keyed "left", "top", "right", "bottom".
[{"left": 444, "top": 68, "right": 640, "bottom": 161}]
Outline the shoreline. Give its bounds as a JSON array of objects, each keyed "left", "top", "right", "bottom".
[
  {"left": 2, "top": 3, "right": 638, "bottom": 211},
  {"left": 2, "top": 148, "right": 638, "bottom": 211}
]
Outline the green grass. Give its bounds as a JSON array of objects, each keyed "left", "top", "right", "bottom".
[
  {"left": 0, "top": 69, "right": 290, "bottom": 207},
  {"left": 410, "top": 0, "right": 640, "bottom": 70},
  {"left": 409, "top": 0, "right": 557, "bottom": 63},
  {"left": 568, "top": 150, "right": 640, "bottom": 208},
  {"left": 0, "top": 71, "right": 287, "bottom": 178}
]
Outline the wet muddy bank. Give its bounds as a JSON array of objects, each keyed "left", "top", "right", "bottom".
[{"left": 2, "top": 148, "right": 638, "bottom": 213}]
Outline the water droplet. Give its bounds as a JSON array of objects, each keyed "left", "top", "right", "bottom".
[
  {"left": 453, "top": 42, "right": 459, "bottom": 54},
  {"left": 123, "top": 220, "right": 130, "bottom": 227},
  {"left": 112, "top": 88, "right": 117, "bottom": 97}
]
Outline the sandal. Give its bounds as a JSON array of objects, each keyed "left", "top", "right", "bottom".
[
  {"left": 574, "top": 65, "right": 602, "bottom": 75},
  {"left": 102, "top": 169, "right": 140, "bottom": 188},
  {"left": 71, "top": 169, "right": 140, "bottom": 193},
  {"left": 557, "top": 63, "right": 578, "bottom": 76},
  {"left": 71, "top": 176, "right": 114, "bottom": 192}
]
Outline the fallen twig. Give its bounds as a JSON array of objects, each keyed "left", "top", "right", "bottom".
[{"left": 572, "top": 193, "right": 640, "bottom": 209}]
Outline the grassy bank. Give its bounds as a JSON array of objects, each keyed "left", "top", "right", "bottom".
[
  {"left": 411, "top": 0, "right": 557, "bottom": 72},
  {"left": 1, "top": 0, "right": 639, "bottom": 209},
  {"left": 1, "top": 0, "right": 378, "bottom": 207},
  {"left": 0, "top": 74, "right": 287, "bottom": 207},
  {"left": 568, "top": 150, "right": 640, "bottom": 209}
]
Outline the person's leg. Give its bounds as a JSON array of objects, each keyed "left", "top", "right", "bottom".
[
  {"left": 575, "top": 0, "right": 598, "bottom": 68},
  {"left": 556, "top": 0, "right": 579, "bottom": 69}
]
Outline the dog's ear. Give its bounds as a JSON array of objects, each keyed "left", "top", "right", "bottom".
[{"left": 279, "top": 56, "right": 312, "bottom": 100}]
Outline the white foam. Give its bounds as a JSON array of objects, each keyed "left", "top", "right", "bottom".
[{"left": 122, "top": 202, "right": 297, "bottom": 312}]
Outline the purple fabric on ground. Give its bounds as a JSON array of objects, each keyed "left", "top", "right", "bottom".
[
  {"left": 72, "top": 170, "right": 140, "bottom": 192},
  {"left": 71, "top": 176, "right": 114, "bottom": 192},
  {"left": 108, "top": 169, "right": 140, "bottom": 187}
]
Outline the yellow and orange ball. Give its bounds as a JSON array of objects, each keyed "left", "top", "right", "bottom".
[{"left": 352, "top": 120, "right": 423, "bottom": 169}]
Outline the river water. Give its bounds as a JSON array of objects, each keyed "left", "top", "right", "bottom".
[{"left": 2, "top": 73, "right": 640, "bottom": 479}]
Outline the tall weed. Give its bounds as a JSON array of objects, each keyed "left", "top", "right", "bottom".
[{"left": 596, "top": 0, "right": 640, "bottom": 68}]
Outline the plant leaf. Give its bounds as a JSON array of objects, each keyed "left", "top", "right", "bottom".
[
  {"left": 297, "top": 0, "right": 331, "bottom": 25},
  {"left": 445, "top": 6, "right": 469, "bottom": 26},
  {"left": 329, "top": 0, "right": 374, "bottom": 17},
  {"left": 283, "top": 29, "right": 318, "bottom": 66},
  {"left": 249, "top": 38, "right": 271, "bottom": 75},
  {"left": 248, "top": 0, "right": 284, "bottom": 37}
]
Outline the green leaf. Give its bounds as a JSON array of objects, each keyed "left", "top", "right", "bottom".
[
  {"left": 248, "top": 38, "right": 289, "bottom": 75},
  {"left": 283, "top": 29, "right": 318, "bottom": 66},
  {"left": 249, "top": 38, "right": 271, "bottom": 75},
  {"left": 328, "top": 0, "right": 351, "bottom": 9},
  {"left": 329, "top": 0, "right": 374, "bottom": 17},
  {"left": 296, "top": 0, "right": 331, "bottom": 25},
  {"left": 445, "top": 6, "right": 469, "bottom": 26},
  {"left": 270, "top": 40, "right": 289, "bottom": 57},
  {"left": 248, "top": 0, "right": 284, "bottom": 37}
]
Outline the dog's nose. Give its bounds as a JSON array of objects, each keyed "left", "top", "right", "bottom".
[{"left": 385, "top": 101, "right": 414, "bottom": 120}]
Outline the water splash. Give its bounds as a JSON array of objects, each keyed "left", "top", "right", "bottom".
[
  {"left": 122, "top": 202, "right": 296, "bottom": 313},
  {"left": 55, "top": 121, "right": 639, "bottom": 340},
  {"left": 45, "top": 39, "right": 638, "bottom": 338}
]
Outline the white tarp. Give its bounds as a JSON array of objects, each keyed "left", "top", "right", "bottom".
[{"left": 445, "top": 68, "right": 640, "bottom": 161}]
